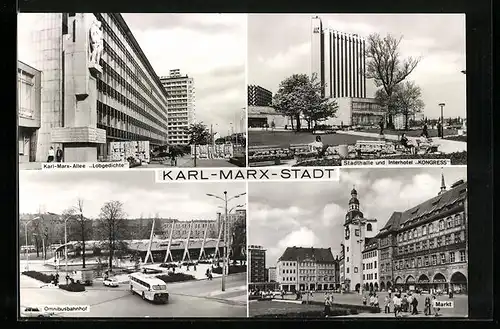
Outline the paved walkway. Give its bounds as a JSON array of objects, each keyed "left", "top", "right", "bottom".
[{"left": 337, "top": 130, "right": 467, "bottom": 153}]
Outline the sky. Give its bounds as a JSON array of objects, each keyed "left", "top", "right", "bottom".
[
  {"left": 248, "top": 14, "right": 466, "bottom": 120},
  {"left": 19, "top": 170, "right": 246, "bottom": 220},
  {"left": 17, "top": 13, "right": 247, "bottom": 136},
  {"left": 248, "top": 166, "right": 467, "bottom": 267}
]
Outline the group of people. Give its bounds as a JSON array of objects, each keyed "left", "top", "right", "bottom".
[
  {"left": 362, "top": 293, "right": 380, "bottom": 307},
  {"left": 47, "top": 146, "right": 64, "bottom": 162},
  {"left": 384, "top": 292, "right": 440, "bottom": 317}
]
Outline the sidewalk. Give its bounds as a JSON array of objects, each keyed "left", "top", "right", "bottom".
[{"left": 337, "top": 130, "right": 467, "bottom": 153}]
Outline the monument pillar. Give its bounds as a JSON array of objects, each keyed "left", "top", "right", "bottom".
[{"left": 51, "top": 13, "right": 106, "bottom": 162}]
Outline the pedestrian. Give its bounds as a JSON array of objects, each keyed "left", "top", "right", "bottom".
[
  {"left": 324, "top": 293, "right": 330, "bottom": 317},
  {"left": 362, "top": 295, "right": 367, "bottom": 306},
  {"left": 432, "top": 295, "right": 440, "bottom": 316},
  {"left": 393, "top": 294, "right": 401, "bottom": 317},
  {"left": 384, "top": 295, "right": 390, "bottom": 313},
  {"left": 412, "top": 294, "right": 419, "bottom": 315},
  {"left": 194, "top": 263, "right": 197, "bottom": 271},
  {"left": 421, "top": 123, "right": 429, "bottom": 139},
  {"left": 379, "top": 118, "right": 385, "bottom": 135},
  {"left": 56, "top": 146, "right": 63, "bottom": 162},
  {"left": 281, "top": 289, "right": 285, "bottom": 300},
  {"left": 424, "top": 296, "right": 432, "bottom": 316},
  {"left": 369, "top": 294, "right": 374, "bottom": 306},
  {"left": 47, "top": 146, "right": 55, "bottom": 162},
  {"left": 388, "top": 288, "right": 392, "bottom": 299},
  {"left": 373, "top": 294, "right": 380, "bottom": 309}
]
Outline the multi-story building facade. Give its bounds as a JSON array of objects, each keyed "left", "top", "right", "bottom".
[
  {"left": 342, "top": 188, "right": 378, "bottom": 292},
  {"left": 247, "top": 85, "right": 272, "bottom": 107},
  {"left": 392, "top": 176, "right": 468, "bottom": 293},
  {"left": 376, "top": 212, "right": 402, "bottom": 292},
  {"left": 324, "top": 97, "right": 385, "bottom": 127},
  {"left": 311, "top": 16, "right": 366, "bottom": 99},
  {"left": 29, "top": 13, "right": 169, "bottom": 162},
  {"left": 18, "top": 61, "right": 42, "bottom": 163},
  {"left": 277, "top": 247, "right": 337, "bottom": 292},
  {"left": 268, "top": 266, "right": 277, "bottom": 282},
  {"left": 248, "top": 245, "right": 266, "bottom": 283},
  {"left": 161, "top": 219, "right": 218, "bottom": 240},
  {"left": 160, "top": 69, "right": 195, "bottom": 145},
  {"left": 362, "top": 238, "right": 379, "bottom": 292}
]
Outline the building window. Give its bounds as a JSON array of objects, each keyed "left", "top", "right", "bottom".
[
  {"left": 440, "top": 253, "right": 446, "bottom": 264},
  {"left": 355, "top": 229, "right": 360, "bottom": 236},
  {"left": 374, "top": 261, "right": 377, "bottom": 268},
  {"left": 460, "top": 250, "right": 466, "bottom": 262},
  {"left": 439, "top": 220, "right": 445, "bottom": 230},
  {"left": 367, "top": 223, "right": 372, "bottom": 231},
  {"left": 362, "top": 263, "right": 365, "bottom": 270},
  {"left": 363, "top": 274, "right": 365, "bottom": 280},
  {"left": 346, "top": 267, "right": 349, "bottom": 274},
  {"left": 445, "top": 235, "right": 451, "bottom": 245},
  {"left": 423, "top": 225, "right": 427, "bottom": 235},
  {"left": 431, "top": 255, "right": 437, "bottom": 265},
  {"left": 375, "top": 273, "right": 377, "bottom": 280},
  {"left": 354, "top": 267, "right": 358, "bottom": 273},
  {"left": 417, "top": 226, "right": 422, "bottom": 237},
  {"left": 428, "top": 223, "right": 433, "bottom": 234},
  {"left": 347, "top": 257, "right": 349, "bottom": 262},
  {"left": 449, "top": 252, "right": 455, "bottom": 263},
  {"left": 429, "top": 238, "right": 435, "bottom": 249},
  {"left": 455, "top": 214, "right": 462, "bottom": 226},
  {"left": 417, "top": 257, "right": 422, "bottom": 267},
  {"left": 424, "top": 256, "right": 429, "bottom": 266},
  {"left": 347, "top": 246, "right": 349, "bottom": 252}
]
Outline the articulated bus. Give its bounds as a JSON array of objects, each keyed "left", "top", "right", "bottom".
[{"left": 129, "top": 273, "right": 169, "bottom": 304}]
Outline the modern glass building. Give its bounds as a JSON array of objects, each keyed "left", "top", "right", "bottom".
[{"left": 29, "top": 13, "right": 169, "bottom": 162}]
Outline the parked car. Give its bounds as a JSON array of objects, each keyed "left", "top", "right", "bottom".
[
  {"left": 21, "top": 307, "right": 55, "bottom": 318},
  {"left": 103, "top": 277, "right": 119, "bottom": 287}
]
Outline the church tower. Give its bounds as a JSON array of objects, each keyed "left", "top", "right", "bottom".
[
  {"left": 438, "top": 169, "right": 447, "bottom": 195},
  {"left": 342, "top": 187, "right": 378, "bottom": 292}
]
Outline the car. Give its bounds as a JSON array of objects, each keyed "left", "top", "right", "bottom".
[
  {"left": 21, "top": 307, "right": 55, "bottom": 318},
  {"left": 103, "top": 277, "right": 119, "bottom": 287}
]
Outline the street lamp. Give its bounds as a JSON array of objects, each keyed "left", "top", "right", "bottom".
[
  {"left": 356, "top": 218, "right": 367, "bottom": 296},
  {"left": 48, "top": 212, "right": 82, "bottom": 283},
  {"left": 22, "top": 216, "right": 40, "bottom": 271},
  {"left": 438, "top": 103, "right": 446, "bottom": 138},
  {"left": 206, "top": 191, "right": 246, "bottom": 291}
]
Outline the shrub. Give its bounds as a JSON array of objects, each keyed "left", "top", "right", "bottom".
[
  {"left": 159, "top": 263, "right": 178, "bottom": 269},
  {"left": 157, "top": 273, "right": 195, "bottom": 283},
  {"left": 211, "top": 265, "right": 247, "bottom": 275},
  {"left": 59, "top": 282, "right": 85, "bottom": 292},
  {"left": 22, "top": 271, "right": 53, "bottom": 283}
]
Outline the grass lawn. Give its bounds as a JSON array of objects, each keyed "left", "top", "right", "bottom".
[
  {"left": 248, "top": 131, "right": 380, "bottom": 147},
  {"left": 249, "top": 301, "right": 323, "bottom": 316}
]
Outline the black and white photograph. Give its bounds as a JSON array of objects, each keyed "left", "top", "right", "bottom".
[
  {"left": 18, "top": 13, "right": 246, "bottom": 169},
  {"left": 247, "top": 14, "right": 467, "bottom": 167},
  {"left": 19, "top": 170, "right": 247, "bottom": 317},
  {"left": 247, "top": 167, "right": 468, "bottom": 318}
]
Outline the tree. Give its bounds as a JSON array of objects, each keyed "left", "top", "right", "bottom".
[
  {"left": 273, "top": 73, "right": 337, "bottom": 131},
  {"left": 65, "top": 199, "right": 93, "bottom": 268},
  {"left": 96, "top": 200, "right": 127, "bottom": 272},
  {"left": 229, "top": 215, "right": 246, "bottom": 265},
  {"left": 185, "top": 122, "right": 211, "bottom": 167},
  {"left": 393, "top": 81, "right": 425, "bottom": 130},
  {"left": 167, "top": 145, "right": 187, "bottom": 166},
  {"left": 366, "top": 33, "right": 420, "bottom": 128}
]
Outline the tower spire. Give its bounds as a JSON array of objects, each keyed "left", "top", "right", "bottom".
[{"left": 439, "top": 168, "right": 447, "bottom": 195}]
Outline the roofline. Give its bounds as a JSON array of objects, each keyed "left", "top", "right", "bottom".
[
  {"left": 109, "top": 13, "right": 170, "bottom": 102},
  {"left": 18, "top": 60, "right": 41, "bottom": 73}
]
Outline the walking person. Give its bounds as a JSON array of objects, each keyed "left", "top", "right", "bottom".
[
  {"left": 362, "top": 295, "right": 367, "bottom": 306},
  {"left": 432, "top": 295, "right": 440, "bottom": 316},
  {"left": 411, "top": 294, "right": 419, "bottom": 315},
  {"left": 373, "top": 294, "right": 380, "bottom": 309},
  {"left": 324, "top": 293, "right": 330, "bottom": 317},
  {"left": 388, "top": 288, "right": 392, "bottom": 299},
  {"left": 424, "top": 296, "right": 432, "bottom": 316},
  {"left": 393, "top": 294, "right": 402, "bottom": 317},
  {"left": 47, "top": 146, "right": 55, "bottom": 162},
  {"left": 421, "top": 122, "right": 429, "bottom": 139},
  {"left": 55, "top": 147, "right": 63, "bottom": 162},
  {"left": 384, "top": 295, "right": 390, "bottom": 313}
]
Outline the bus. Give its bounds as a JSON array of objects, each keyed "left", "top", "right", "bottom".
[{"left": 129, "top": 273, "right": 169, "bottom": 304}]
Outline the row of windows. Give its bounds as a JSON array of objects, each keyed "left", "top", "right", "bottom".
[
  {"left": 380, "top": 250, "right": 391, "bottom": 260},
  {"left": 398, "top": 213, "right": 464, "bottom": 242},
  {"left": 96, "top": 14, "right": 168, "bottom": 110},
  {"left": 363, "top": 273, "right": 377, "bottom": 280},
  {"left": 397, "top": 231, "right": 466, "bottom": 255},
  {"left": 100, "top": 61, "right": 168, "bottom": 130},
  {"left": 130, "top": 276, "right": 150, "bottom": 289},
  {"left": 394, "top": 250, "right": 467, "bottom": 270},
  {"left": 96, "top": 101, "right": 166, "bottom": 141},
  {"left": 283, "top": 269, "right": 296, "bottom": 274},
  {"left": 281, "top": 262, "right": 296, "bottom": 267},
  {"left": 363, "top": 250, "right": 377, "bottom": 259},
  {"left": 363, "top": 261, "right": 377, "bottom": 270}
]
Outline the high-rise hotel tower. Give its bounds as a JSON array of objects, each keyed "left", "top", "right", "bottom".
[{"left": 311, "top": 16, "right": 366, "bottom": 99}]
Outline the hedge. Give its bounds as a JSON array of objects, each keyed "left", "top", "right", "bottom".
[
  {"left": 211, "top": 265, "right": 247, "bottom": 275},
  {"left": 22, "top": 271, "right": 53, "bottom": 284},
  {"left": 295, "top": 151, "right": 467, "bottom": 166},
  {"left": 59, "top": 282, "right": 86, "bottom": 292},
  {"left": 157, "top": 273, "right": 195, "bottom": 283}
]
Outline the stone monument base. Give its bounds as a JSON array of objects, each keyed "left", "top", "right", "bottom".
[{"left": 63, "top": 146, "right": 99, "bottom": 162}]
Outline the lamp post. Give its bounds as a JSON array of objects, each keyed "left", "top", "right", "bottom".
[
  {"left": 218, "top": 204, "right": 246, "bottom": 266},
  {"left": 207, "top": 191, "right": 246, "bottom": 291},
  {"left": 357, "top": 218, "right": 367, "bottom": 296},
  {"left": 49, "top": 212, "right": 81, "bottom": 283},
  {"left": 438, "top": 103, "right": 446, "bottom": 138},
  {"left": 23, "top": 217, "right": 40, "bottom": 271}
]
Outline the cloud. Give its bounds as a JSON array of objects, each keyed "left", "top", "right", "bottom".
[
  {"left": 277, "top": 227, "right": 319, "bottom": 249},
  {"left": 321, "top": 203, "right": 344, "bottom": 227},
  {"left": 261, "top": 42, "right": 309, "bottom": 71}
]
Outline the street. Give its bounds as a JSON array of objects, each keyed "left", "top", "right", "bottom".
[
  {"left": 251, "top": 291, "right": 468, "bottom": 318},
  {"left": 20, "top": 269, "right": 247, "bottom": 318}
]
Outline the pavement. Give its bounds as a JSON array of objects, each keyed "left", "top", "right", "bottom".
[
  {"left": 20, "top": 272, "right": 247, "bottom": 318},
  {"left": 255, "top": 291, "right": 467, "bottom": 318}
]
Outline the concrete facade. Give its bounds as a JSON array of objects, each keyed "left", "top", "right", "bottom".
[
  {"left": 160, "top": 69, "right": 195, "bottom": 145},
  {"left": 28, "top": 13, "right": 169, "bottom": 162},
  {"left": 18, "top": 61, "right": 42, "bottom": 163},
  {"left": 248, "top": 85, "right": 272, "bottom": 107},
  {"left": 249, "top": 245, "right": 266, "bottom": 283}
]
